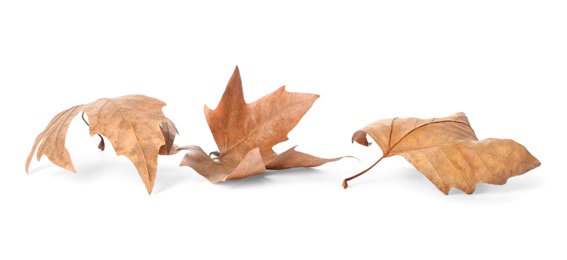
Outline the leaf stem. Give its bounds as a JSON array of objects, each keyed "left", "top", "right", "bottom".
[
  {"left": 82, "top": 112, "right": 105, "bottom": 151},
  {"left": 342, "top": 156, "right": 385, "bottom": 189}
]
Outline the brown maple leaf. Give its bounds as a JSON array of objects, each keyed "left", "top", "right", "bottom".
[
  {"left": 344, "top": 112, "right": 541, "bottom": 194},
  {"left": 181, "top": 66, "right": 344, "bottom": 183},
  {"left": 25, "top": 95, "right": 177, "bottom": 194}
]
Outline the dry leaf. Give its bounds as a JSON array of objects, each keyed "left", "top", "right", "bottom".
[
  {"left": 159, "top": 120, "right": 181, "bottom": 155},
  {"left": 344, "top": 112, "right": 540, "bottom": 194},
  {"left": 25, "top": 95, "right": 176, "bottom": 194},
  {"left": 181, "top": 66, "right": 343, "bottom": 183}
]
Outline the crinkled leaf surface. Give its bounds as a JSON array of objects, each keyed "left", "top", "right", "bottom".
[
  {"left": 26, "top": 95, "right": 175, "bottom": 194},
  {"left": 181, "top": 66, "right": 343, "bottom": 183},
  {"left": 348, "top": 112, "right": 541, "bottom": 194}
]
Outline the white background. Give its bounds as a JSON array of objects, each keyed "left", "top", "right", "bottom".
[{"left": 1, "top": 1, "right": 565, "bottom": 259}]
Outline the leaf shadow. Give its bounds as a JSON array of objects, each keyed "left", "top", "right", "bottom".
[
  {"left": 214, "top": 167, "right": 324, "bottom": 189},
  {"left": 35, "top": 153, "right": 195, "bottom": 194},
  {"left": 350, "top": 166, "right": 444, "bottom": 195},
  {"left": 455, "top": 174, "right": 544, "bottom": 196},
  {"left": 215, "top": 174, "right": 273, "bottom": 189},
  {"left": 152, "top": 164, "right": 194, "bottom": 194},
  {"left": 67, "top": 157, "right": 138, "bottom": 183},
  {"left": 349, "top": 166, "right": 543, "bottom": 196},
  {"left": 26, "top": 162, "right": 56, "bottom": 175},
  {"left": 268, "top": 167, "right": 322, "bottom": 177}
]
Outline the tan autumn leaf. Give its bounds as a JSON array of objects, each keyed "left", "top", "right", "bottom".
[
  {"left": 25, "top": 95, "right": 176, "bottom": 194},
  {"left": 181, "top": 66, "right": 344, "bottom": 183},
  {"left": 159, "top": 120, "right": 181, "bottom": 155},
  {"left": 345, "top": 112, "right": 541, "bottom": 194}
]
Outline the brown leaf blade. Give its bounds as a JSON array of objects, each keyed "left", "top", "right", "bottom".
[
  {"left": 180, "top": 146, "right": 266, "bottom": 183},
  {"left": 265, "top": 146, "right": 347, "bottom": 170},
  {"left": 26, "top": 95, "right": 174, "bottom": 194},
  {"left": 25, "top": 106, "right": 83, "bottom": 173},
  {"left": 182, "top": 66, "right": 345, "bottom": 183},
  {"left": 204, "top": 66, "right": 320, "bottom": 165},
  {"left": 347, "top": 112, "right": 541, "bottom": 194},
  {"left": 402, "top": 138, "right": 540, "bottom": 194}
]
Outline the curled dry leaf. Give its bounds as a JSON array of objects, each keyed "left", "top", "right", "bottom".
[
  {"left": 159, "top": 120, "right": 181, "bottom": 155},
  {"left": 344, "top": 112, "right": 540, "bottom": 194},
  {"left": 181, "top": 66, "right": 345, "bottom": 183},
  {"left": 25, "top": 95, "right": 177, "bottom": 194}
]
